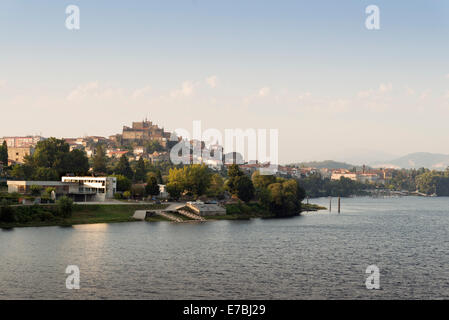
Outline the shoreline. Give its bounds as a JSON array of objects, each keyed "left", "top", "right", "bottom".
[{"left": 0, "top": 202, "right": 326, "bottom": 229}]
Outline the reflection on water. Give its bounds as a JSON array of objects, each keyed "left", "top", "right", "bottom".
[{"left": 0, "top": 196, "right": 448, "bottom": 299}]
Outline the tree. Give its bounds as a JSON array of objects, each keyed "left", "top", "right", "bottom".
[
  {"left": 93, "top": 145, "right": 107, "bottom": 174},
  {"left": 134, "top": 157, "right": 146, "bottom": 182},
  {"left": 206, "top": 174, "right": 225, "bottom": 198},
  {"left": 146, "top": 140, "right": 164, "bottom": 154},
  {"left": 23, "top": 138, "right": 88, "bottom": 179},
  {"left": 57, "top": 196, "right": 73, "bottom": 218},
  {"left": 30, "top": 185, "right": 42, "bottom": 196},
  {"left": 183, "top": 164, "right": 212, "bottom": 197},
  {"left": 233, "top": 175, "right": 255, "bottom": 203},
  {"left": 0, "top": 199, "right": 15, "bottom": 222},
  {"left": 65, "top": 149, "right": 89, "bottom": 176},
  {"left": 115, "top": 155, "right": 133, "bottom": 180},
  {"left": 266, "top": 179, "right": 305, "bottom": 217},
  {"left": 225, "top": 164, "right": 244, "bottom": 195},
  {"left": 114, "top": 174, "right": 132, "bottom": 192},
  {"left": 166, "top": 182, "right": 183, "bottom": 200},
  {"left": 131, "top": 184, "right": 146, "bottom": 199},
  {"left": 145, "top": 176, "right": 160, "bottom": 197},
  {"left": 0, "top": 141, "right": 8, "bottom": 166},
  {"left": 32, "top": 167, "right": 59, "bottom": 181}
]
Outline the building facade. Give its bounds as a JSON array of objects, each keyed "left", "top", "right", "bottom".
[{"left": 7, "top": 176, "right": 117, "bottom": 202}]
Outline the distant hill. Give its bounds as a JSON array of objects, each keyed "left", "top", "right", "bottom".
[
  {"left": 290, "top": 160, "right": 357, "bottom": 170},
  {"left": 371, "top": 152, "right": 449, "bottom": 170}
]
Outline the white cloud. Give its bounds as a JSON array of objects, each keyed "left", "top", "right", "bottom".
[
  {"left": 66, "top": 81, "right": 125, "bottom": 101},
  {"left": 170, "top": 81, "right": 197, "bottom": 98},
  {"left": 358, "top": 83, "right": 392, "bottom": 98},
  {"left": 205, "top": 75, "right": 218, "bottom": 88},
  {"left": 131, "top": 85, "right": 152, "bottom": 99}
]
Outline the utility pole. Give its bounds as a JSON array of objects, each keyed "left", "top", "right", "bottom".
[{"left": 338, "top": 196, "right": 341, "bottom": 214}]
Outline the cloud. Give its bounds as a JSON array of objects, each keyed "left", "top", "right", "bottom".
[
  {"left": 358, "top": 83, "right": 392, "bottom": 98},
  {"left": 0, "top": 80, "right": 6, "bottom": 89},
  {"left": 445, "top": 74, "right": 449, "bottom": 79},
  {"left": 131, "top": 85, "right": 152, "bottom": 99},
  {"left": 170, "top": 81, "right": 197, "bottom": 98},
  {"left": 66, "top": 81, "right": 125, "bottom": 102},
  {"left": 205, "top": 75, "right": 218, "bottom": 88}
]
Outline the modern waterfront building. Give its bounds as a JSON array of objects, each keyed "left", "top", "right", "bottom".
[{"left": 7, "top": 176, "right": 117, "bottom": 202}]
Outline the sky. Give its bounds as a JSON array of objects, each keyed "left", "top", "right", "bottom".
[{"left": 1, "top": 0, "right": 449, "bottom": 164}]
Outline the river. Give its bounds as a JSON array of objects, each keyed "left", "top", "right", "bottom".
[{"left": 0, "top": 196, "right": 448, "bottom": 299}]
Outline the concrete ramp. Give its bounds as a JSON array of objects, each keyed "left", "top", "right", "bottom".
[{"left": 133, "top": 210, "right": 147, "bottom": 220}]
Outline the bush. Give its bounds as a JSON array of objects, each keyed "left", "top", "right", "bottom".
[
  {"left": 0, "top": 200, "right": 16, "bottom": 222},
  {"left": 57, "top": 196, "right": 74, "bottom": 218},
  {"left": 30, "top": 185, "right": 42, "bottom": 196}
]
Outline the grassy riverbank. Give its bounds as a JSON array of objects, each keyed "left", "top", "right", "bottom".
[
  {"left": 0, "top": 204, "right": 169, "bottom": 229},
  {"left": 0, "top": 201, "right": 327, "bottom": 228}
]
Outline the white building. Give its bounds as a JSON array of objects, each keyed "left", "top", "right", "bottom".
[
  {"left": 61, "top": 176, "right": 117, "bottom": 201},
  {"left": 8, "top": 176, "right": 117, "bottom": 202}
]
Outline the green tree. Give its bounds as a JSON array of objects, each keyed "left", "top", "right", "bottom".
[
  {"left": 233, "top": 175, "right": 255, "bottom": 202},
  {"left": 145, "top": 176, "right": 160, "bottom": 197},
  {"left": 131, "top": 184, "right": 146, "bottom": 199},
  {"left": 146, "top": 140, "right": 164, "bottom": 154},
  {"left": 30, "top": 185, "right": 42, "bottom": 196},
  {"left": 93, "top": 145, "right": 107, "bottom": 174},
  {"left": 57, "top": 196, "right": 73, "bottom": 218},
  {"left": 183, "top": 164, "right": 212, "bottom": 197},
  {"left": 66, "top": 149, "right": 89, "bottom": 176},
  {"left": 134, "top": 157, "right": 146, "bottom": 182},
  {"left": 252, "top": 171, "right": 276, "bottom": 190},
  {"left": 0, "top": 141, "right": 8, "bottom": 166},
  {"left": 113, "top": 174, "right": 132, "bottom": 192},
  {"left": 206, "top": 173, "right": 225, "bottom": 198},
  {"left": 0, "top": 199, "right": 15, "bottom": 222},
  {"left": 266, "top": 179, "right": 305, "bottom": 217},
  {"left": 32, "top": 167, "right": 59, "bottom": 181},
  {"left": 166, "top": 182, "right": 183, "bottom": 200},
  {"left": 115, "top": 155, "right": 133, "bottom": 180},
  {"left": 225, "top": 164, "right": 244, "bottom": 195}
]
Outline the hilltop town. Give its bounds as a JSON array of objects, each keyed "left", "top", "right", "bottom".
[{"left": 1, "top": 117, "right": 449, "bottom": 222}]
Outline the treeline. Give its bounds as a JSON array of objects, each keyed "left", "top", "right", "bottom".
[
  {"left": 9, "top": 138, "right": 89, "bottom": 180},
  {"left": 0, "top": 196, "right": 73, "bottom": 224},
  {"left": 297, "top": 173, "right": 370, "bottom": 198},
  {"left": 163, "top": 164, "right": 305, "bottom": 217}
]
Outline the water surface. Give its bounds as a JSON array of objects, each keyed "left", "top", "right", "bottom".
[{"left": 0, "top": 196, "right": 448, "bottom": 299}]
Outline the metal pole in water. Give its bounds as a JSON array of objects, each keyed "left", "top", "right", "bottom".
[
  {"left": 329, "top": 197, "right": 332, "bottom": 212},
  {"left": 337, "top": 197, "right": 341, "bottom": 213}
]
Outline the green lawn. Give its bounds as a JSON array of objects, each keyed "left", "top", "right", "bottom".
[{"left": 0, "top": 204, "right": 169, "bottom": 228}]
